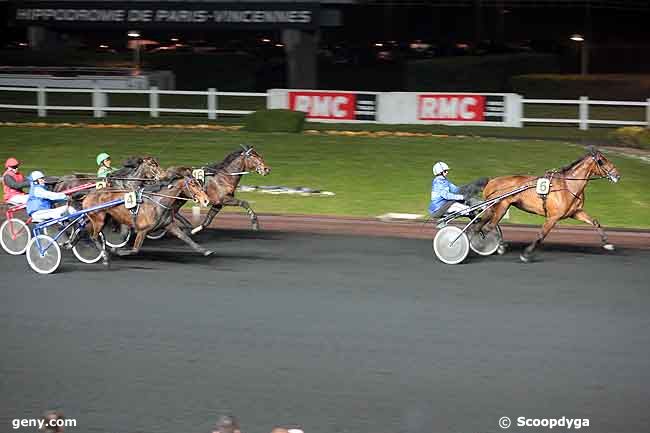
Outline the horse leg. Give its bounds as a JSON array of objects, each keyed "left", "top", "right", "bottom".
[
  {"left": 479, "top": 201, "right": 511, "bottom": 254},
  {"left": 175, "top": 212, "right": 193, "bottom": 230},
  {"left": 85, "top": 212, "right": 110, "bottom": 267},
  {"left": 572, "top": 209, "right": 614, "bottom": 250},
  {"left": 191, "top": 204, "right": 223, "bottom": 234},
  {"left": 224, "top": 197, "right": 259, "bottom": 230},
  {"left": 116, "top": 231, "right": 146, "bottom": 256},
  {"left": 521, "top": 217, "right": 560, "bottom": 263},
  {"left": 167, "top": 223, "right": 213, "bottom": 256}
]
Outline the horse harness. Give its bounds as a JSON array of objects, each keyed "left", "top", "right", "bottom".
[{"left": 538, "top": 153, "right": 611, "bottom": 215}]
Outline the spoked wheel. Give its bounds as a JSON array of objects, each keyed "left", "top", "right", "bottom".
[
  {"left": 26, "top": 234, "right": 61, "bottom": 274},
  {"left": 72, "top": 229, "right": 105, "bottom": 264},
  {"left": 1, "top": 218, "right": 31, "bottom": 255},
  {"left": 146, "top": 229, "right": 167, "bottom": 240},
  {"left": 103, "top": 224, "right": 131, "bottom": 248},
  {"left": 433, "top": 226, "right": 470, "bottom": 265},
  {"left": 469, "top": 225, "right": 503, "bottom": 256},
  {"left": 43, "top": 223, "right": 71, "bottom": 247}
]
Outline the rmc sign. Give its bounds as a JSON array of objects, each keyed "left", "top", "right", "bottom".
[{"left": 268, "top": 90, "right": 522, "bottom": 126}]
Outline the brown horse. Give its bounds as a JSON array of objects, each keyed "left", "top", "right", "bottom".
[
  {"left": 174, "top": 145, "right": 271, "bottom": 234},
  {"left": 477, "top": 148, "right": 620, "bottom": 262},
  {"left": 82, "top": 175, "right": 211, "bottom": 266}
]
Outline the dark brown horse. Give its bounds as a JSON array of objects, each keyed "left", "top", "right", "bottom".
[
  {"left": 477, "top": 148, "right": 620, "bottom": 262},
  {"left": 82, "top": 174, "right": 211, "bottom": 266},
  {"left": 174, "top": 145, "right": 271, "bottom": 234}
]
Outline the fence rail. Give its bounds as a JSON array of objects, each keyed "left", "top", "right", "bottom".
[
  {"left": 0, "top": 86, "right": 266, "bottom": 120},
  {"left": 1, "top": 86, "right": 649, "bottom": 130},
  {"left": 522, "top": 96, "right": 650, "bottom": 130}
]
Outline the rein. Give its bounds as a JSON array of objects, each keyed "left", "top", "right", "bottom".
[
  {"left": 145, "top": 192, "right": 195, "bottom": 201},
  {"left": 63, "top": 176, "right": 159, "bottom": 182}
]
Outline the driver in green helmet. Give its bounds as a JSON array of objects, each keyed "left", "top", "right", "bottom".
[{"left": 96, "top": 152, "right": 117, "bottom": 179}]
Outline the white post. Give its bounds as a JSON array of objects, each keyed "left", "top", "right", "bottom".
[
  {"left": 505, "top": 93, "right": 523, "bottom": 127},
  {"left": 149, "top": 86, "right": 159, "bottom": 118},
  {"left": 92, "top": 86, "right": 105, "bottom": 118},
  {"left": 208, "top": 87, "right": 217, "bottom": 120},
  {"left": 646, "top": 98, "right": 650, "bottom": 127},
  {"left": 37, "top": 86, "right": 46, "bottom": 117},
  {"left": 579, "top": 96, "right": 589, "bottom": 130}
]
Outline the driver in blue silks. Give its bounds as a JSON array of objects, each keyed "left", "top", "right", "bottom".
[{"left": 428, "top": 161, "right": 470, "bottom": 216}]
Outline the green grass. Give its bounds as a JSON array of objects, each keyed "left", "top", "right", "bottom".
[{"left": 1, "top": 126, "right": 648, "bottom": 228}]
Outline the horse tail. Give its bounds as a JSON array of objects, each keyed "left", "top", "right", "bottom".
[{"left": 460, "top": 177, "right": 491, "bottom": 198}]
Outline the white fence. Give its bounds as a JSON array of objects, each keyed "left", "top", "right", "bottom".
[
  {"left": 0, "top": 86, "right": 265, "bottom": 120},
  {"left": 1, "top": 86, "right": 649, "bottom": 130},
  {"left": 522, "top": 96, "right": 650, "bottom": 131}
]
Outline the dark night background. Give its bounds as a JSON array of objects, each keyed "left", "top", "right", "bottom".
[{"left": 0, "top": 1, "right": 649, "bottom": 91}]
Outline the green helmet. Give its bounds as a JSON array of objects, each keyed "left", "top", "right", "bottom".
[{"left": 96, "top": 152, "right": 110, "bottom": 166}]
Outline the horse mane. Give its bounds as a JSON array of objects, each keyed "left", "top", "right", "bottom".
[
  {"left": 165, "top": 166, "right": 192, "bottom": 179},
  {"left": 556, "top": 153, "right": 590, "bottom": 173},
  {"left": 143, "top": 176, "right": 180, "bottom": 193},
  {"left": 122, "top": 156, "right": 144, "bottom": 168},
  {"left": 206, "top": 149, "right": 245, "bottom": 171}
]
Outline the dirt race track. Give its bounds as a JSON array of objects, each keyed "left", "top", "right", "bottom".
[{"left": 1, "top": 226, "right": 650, "bottom": 433}]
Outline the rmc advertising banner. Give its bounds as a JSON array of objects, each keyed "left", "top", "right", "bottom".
[
  {"left": 269, "top": 89, "right": 379, "bottom": 122},
  {"left": 268, "top": 90, "right": 522, "bottom": 126},
  {"left": 378, "top": 92, "right": 522, "bottom": 126}
]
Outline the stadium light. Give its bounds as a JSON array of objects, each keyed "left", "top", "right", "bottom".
[
  {"left": 569, "top": 34, "right": 588, "bottom": 75},
  {"left": 127, "top": 31, "right": 142, "bottom": 72}
]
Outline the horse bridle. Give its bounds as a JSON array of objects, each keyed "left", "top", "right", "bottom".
[{"left": 590, "top": 153, "right": 618, "bottom": 182}]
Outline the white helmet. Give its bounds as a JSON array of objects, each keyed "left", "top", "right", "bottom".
[
  {"left": 30, "top": 170, "right": 45, "bottom": 182},
  {"left": 432, "top": 161, "right": 450, "bottom": 175}
]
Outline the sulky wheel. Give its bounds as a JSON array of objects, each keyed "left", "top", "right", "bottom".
[
  {"left": 103, "top": 224, "right": 131, "bottom": 248},
  {"left": 433, "top": 225, "right": 470, "bottom": 265},
  {"left": 43, "top": 223, "right": 71, "bottom": 247},
  {"left": 72, "top": 229, "right": 105, "bottom": 264},
  {"left": 26, "top": 234, "right": 61, "bottom": 274},
  {"left": 1, "top": 218, "right": 31, "bottom": 255},
  {"left": 146, "top": 229, "right": 167, "bottom": 240},
  {"left": 469, "top": 225, "right": 503, "bottom": 256}
]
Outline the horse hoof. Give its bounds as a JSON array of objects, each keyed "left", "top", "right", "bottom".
[
  {"left": 520, "top": 254, "right": 531, "bottom": 263},
  {"left": 603, "top": 244, "right": 615, "bottom": 251},
  {"left": 203, "top": 250, "right": 213, "bottom": 257},
  {"left": 497, "top": 245, "right": 507, "bottom": 255},
  {"left": 252, "top": 223, "right": 260, "bottom": 231}
]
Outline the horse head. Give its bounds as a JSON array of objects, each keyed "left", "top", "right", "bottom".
[
  {"left": 588, "top": 147, "right": 620, "bottom": 183},
  {"left": 137, "top": 156, "right": 164, "bottom": 181},
  {"left": 180, "top": 175, "right": 211, "bottom": 207},
  {"left": 240, "top": 145, "right": 271, "bottom": 176}
]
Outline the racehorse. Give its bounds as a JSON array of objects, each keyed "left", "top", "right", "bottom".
[
  {"left": 476, "top": 148, "right": 620, "bottom": 262},
  {"left": 82, "top": 174, "right": 211, "bottom": 266},
  {"left": 171, "top": 145, "right": 271, "bottom": 234}
]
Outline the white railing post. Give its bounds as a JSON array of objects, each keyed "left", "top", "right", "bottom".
[
  {"left": 149, "top": 86, "right": 159, "bottom": 118},
  {"left": 208, "top": 88, "right": 217, "bottom": 120},
  {"left": 37, "top": 86, "right": 46, "bottom": 117},
  {"left": 579, "top": 96, "right": 589, "bottom": 130},
  {"left": 646, "top": 98, "right": 650, "bottom": 127},
  {"left": 92, "top": 86, "right": 105, "bottom": 118},
  {"left": 505, "top": 93, "right": 523, "bottom": 127}
]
